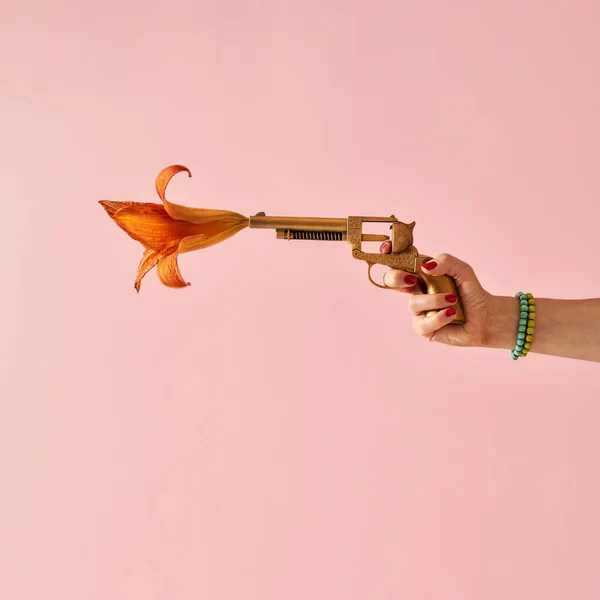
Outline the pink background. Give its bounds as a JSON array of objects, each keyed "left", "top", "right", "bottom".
[{"left": 2, "top": 1, "right": 600, "bottom": 599}]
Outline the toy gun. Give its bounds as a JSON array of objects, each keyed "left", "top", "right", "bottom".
[
  {"left": 99, "top": 165, "right": 465, "bottom": 324},
  {"left": 249, "top": 213, "right": 465, "bottom": 324}
]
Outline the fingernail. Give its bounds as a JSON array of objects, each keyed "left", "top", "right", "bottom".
[
  {"left": 423, "top": 260, "right": 438, "bottom": 270},
  {"left": 404, "top": 274, "right": 417, "bottom": 286},
  {"left": 445, "top": 294, "right": 457, "bottom": 303},
  {"left": 380, "top": 241, "right": 391, "bottom": 252},
  {"left": 445, "top": 307, "right": 457, "bottom": 317}
]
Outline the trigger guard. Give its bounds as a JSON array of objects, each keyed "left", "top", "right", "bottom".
[{"left": 367, "top": 263, "right": 388, "bottom": 290}]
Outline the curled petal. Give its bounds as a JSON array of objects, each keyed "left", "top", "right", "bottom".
[
  {"left": 157, "top": 250, "right": 190, "bottom": 289},
  {"left": 155, "top": 165, "right": 248, "bottom": 225},
  {"left": 135, "top": 248, "right": 161, "bottom": 293},
  {"left": 155, "top": 165, "right": 191, "bottom": 213}
]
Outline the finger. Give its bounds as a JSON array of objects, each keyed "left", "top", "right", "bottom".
[
  {"left": 383, "top": 269, "right": 421, "bottom": 291},
  {"left": 380, "top": 241, "right": 424, "bottom": 292},
  {"left": 408, "top": 292, "right": 457, "bottom": 316},
  {"left": 420, "top": 253, "right": 481, "bottom": 286},
  {"left": 413, "top": 307, "right": 458, "bottom": 338}
]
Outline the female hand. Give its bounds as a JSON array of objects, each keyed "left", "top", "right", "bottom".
[
  {"left": 380, "top": 241, "right": 494, "bottom": 347},
  {"left": 380, "top": 243, "right": 600, "bottom": 361}
]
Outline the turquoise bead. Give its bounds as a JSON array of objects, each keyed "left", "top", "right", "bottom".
[
  {"left": 518, "top": 325, "right": 526, "bottom": 332},
  {"left": 517, "top": 332, "right": 525, "bottom": 340},
  {"left": 520, "top": 311, "right": 528, "bottom": 319}
]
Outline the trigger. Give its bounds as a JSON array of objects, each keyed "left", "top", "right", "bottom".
[{"left": 367, "top": 263, "right": 388, "bottom": 290}]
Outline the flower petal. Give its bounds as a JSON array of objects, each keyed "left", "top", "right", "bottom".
[
  {"left": 111, "top": 202, "right": 208, "bottom": 251},
  {"left": 179, "top": 221, "right": 249, "bottom": 254},
  {"left": 99, "top": 200, "right": 132, "bottom": 220},
  {"left": 155, "top": 165, "right": 248, "bottom": 225},
  {"left": 135, "top": 248, "right": 161, "bottom": 293},
  {"left": 157, "top": 249, "right": 190, "bottom": 289}
]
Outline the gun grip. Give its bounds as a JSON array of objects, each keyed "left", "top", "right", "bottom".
[{"left": 414, "top": 256, "right": 466, "bottom": 324}]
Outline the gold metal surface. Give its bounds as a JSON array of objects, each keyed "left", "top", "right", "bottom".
[
  {"left": 250, "top": 212, "right": 466, "bottom": 324},
  {"left": 249, "top": 215, "right": 347, "bottom": 231}
]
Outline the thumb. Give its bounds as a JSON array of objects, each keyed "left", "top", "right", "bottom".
[{"left": 421, "top": 253, "right": 482, "bottom": 287}]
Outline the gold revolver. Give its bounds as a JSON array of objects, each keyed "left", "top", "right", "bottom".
[{"left": 249, "top": 213, "right": 465, "bottom": 324}]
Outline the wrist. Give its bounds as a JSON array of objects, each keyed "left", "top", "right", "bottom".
[{"left": 482, "top": 294, "right": 520, "bottom": 350}]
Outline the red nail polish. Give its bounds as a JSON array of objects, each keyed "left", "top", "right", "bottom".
[
  {"left": 446, "top": 307, "right": 457, "bottom": 317},
  {"left": 404, "top": 274, "right": 417, "bottom": 286},
  {"left": 380, "top": 241, "right": 391, "bottom": 252},
  {"left": 423, "top": 260, "right": 438, "bottom": 270},
  {"left": 445, "top": 294, "right": 457, "bottom": 303}
]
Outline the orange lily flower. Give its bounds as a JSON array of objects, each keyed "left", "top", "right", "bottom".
[{"left": 100, "top": 165, "right": 249, "bottom": 292}]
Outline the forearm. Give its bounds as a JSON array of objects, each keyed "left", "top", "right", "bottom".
[{"left": 484, "top": 296, "right": 600, "bottom": 362}]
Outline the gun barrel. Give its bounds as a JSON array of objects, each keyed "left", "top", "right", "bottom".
[
  {"left": 249, "top": 214, "right": 391, "bottom": 242},
  {"left": 249, "top": 215, "right": 347, "bottom": 232}
]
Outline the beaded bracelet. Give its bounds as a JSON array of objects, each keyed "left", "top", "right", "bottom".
[{"left": 510, "top": 292, "right": 536, "bottom": 360}]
